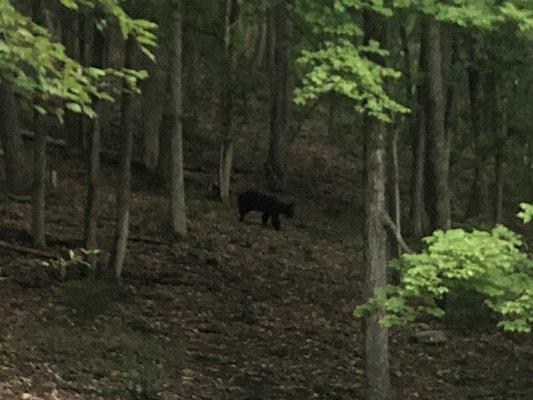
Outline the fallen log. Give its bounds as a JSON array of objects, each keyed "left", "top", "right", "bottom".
[{"left": 0, "top": 240, "right": 56, "bottom": 259}]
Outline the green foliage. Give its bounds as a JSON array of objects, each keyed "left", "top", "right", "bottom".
[
  {"left": 355, "top": 223, "right": 533, "bottom": 333},
  {"left": 0, "top": 0, "right": 156, "bottom": 119},
  {"left": 41, "top": 248, "right": 100, "bottom": 280},
  {"left": 294, "top": 0, "right": 532, "bottom": 123},
  {"left": 518, "top": 202, "right": 533, "bottom": 223},
  {"left": 294, "top": 1, "right": 409, "bottom": 122}
]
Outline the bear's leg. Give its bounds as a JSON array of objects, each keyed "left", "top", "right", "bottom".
[
  {"left": 262, "top": 212, "right": 271, "bottom": 225},
  {"left": 272, "top": 214, "right": 281, "bottom": 230},
  {"left": 239, "top": 209, "right": 248, "bottom": 222}
]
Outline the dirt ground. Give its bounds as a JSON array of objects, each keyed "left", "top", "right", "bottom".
[{"left": 0, "top": 138, "right": 531, "bottom": 400}]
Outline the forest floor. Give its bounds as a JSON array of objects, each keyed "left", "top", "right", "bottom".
[{"left": 0, "top": 137, "right": 532, "bottom": 400}]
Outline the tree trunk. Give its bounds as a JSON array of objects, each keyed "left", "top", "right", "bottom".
[
  {"left": 141, "top": 47, "right": 166, "bottom": 172},
  {"left": 421, "top": 16, "right": 451, "bottom": 230},
  {"left": 61, "top": 9, "right": 82, "bottom": 153},
  {"left": 251, "top": 3, "right": 267, "bottom": 70},
  {"left": 218, "top": 0, "right": 237, "bottom": 205},
  {"left": 362, "top": 9, "right": 391, "bottom": 400},
  {"left": 0, "top": 83, "right": 30, "bottom": 195},
  {"left": 409, "top": 23, "right": 427, "bottom": 237},
  {"left": 31, "top": 0, "right": 47, "bottom": 249},
  {"left": 157, "top": 101, "right": 172, "bottom": 188},
  {"left": 168, "top": 0, "right": 187, "bottom": 237},
  {"left": 84, "top": 116, "right": 101, "bottom": 266},
  {"left": 327, "top": 94, "right": 337, "bottom": 140},
  {"left": 183, "top": 16, "right": 201, "bottom": 139},
  {"left": 84, "top": 7, "right": 106, "bottom": 267},
  {"left": 109, "top": 37, "right": 135, "bottom": 280},
  {"left": 494, "top": 97, "right": 507, "bottom": 224},
  {"left": 466, "top": 62, "right": 490, "bottom": 221},
  {"left": 31, "top": 122, "right": 47, "bottom": 249},
  {"left": 444, "top": 41, "right": 458, "bottom": 161},
  {"left": 387, "top": 125, "right": 402, "bottom": 259},
  {"left": 411, "top": 87, "right": 426, "bottom": 237},
  {"left": 266, "top": 0, "right": 289, "bottom": 191},
  {"left": 219, "top": 141, "right": 233, "bottom": 204}
]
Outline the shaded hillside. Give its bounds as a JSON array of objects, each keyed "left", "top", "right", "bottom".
[{"left": 1, "top": 138, "right": 532, "bottom": 400}]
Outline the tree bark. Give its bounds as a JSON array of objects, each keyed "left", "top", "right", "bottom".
[
  {"left": 168, "top": 0, "right": 187, "bottom": 237},
  {"left": 31, "top": 0, "right": 47, "bottom": 249},
  {"left": 387, "top": 125, "right": 402, "bottom": 259},
  {"left": 109, "top": 37, "right": 135, "bottom": 280},
  {"left": 327, "top": 93, "right": 337, "bottom": 140},
  {"left": 466, "top": 64, "right": 490, "bottom": 220},
  {"left": 494, "top": 116, "right": 506, "bottom": 224},
  {"left": 31, "top": 121, "right": 47, "bottom": 249},
  {"left": 84, "top": 7, "right": 106, "bottom": 267},
  {"left": 61, "top": 8, "right": 82, "bottom": 153},
  {"left": 421, "top": 16, "right": 451, "bottom": 230},
  {"left": 362, "top": 9, "right": 391, "bottom": 400},
  {"left": 408, "top": 23, "right": 427, "bottom": 237},
  {"left": 266, "top": 0, "right": 290, "bottom": 191},
  {"left": 218, "top": 0, "right": 238, "bottom": 205},
  {"left": 141, "top": 47, "right": 166, "bottom": 172},
  {"left": 411, "top": 88, "right": 426, "bottom": 237},
  {"left": 157, "top": 99, "right": 172, "bottom": 188},
  {"left": 251, "top": 3, "right": 268, "bottom": 70},
  {"left": 0, "top": 83, "right": 30, "bottom": 195}
]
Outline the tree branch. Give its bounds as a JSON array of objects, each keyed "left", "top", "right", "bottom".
[{"left": 381, "top": 210, "right": 413, "bottom": 254}]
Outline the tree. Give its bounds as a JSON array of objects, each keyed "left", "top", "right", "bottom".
[
  {"left": 421, "top": 15, "right": 451, "bottom": 231},
  {"left": 0, "top": 82, "right": 30, "bottom": 195},
  {"left": 218, "top": 0, "right": 239, "bottom": 204},
  {"left": 295, "top": 2, "right": 409, "bottom": 397},
  {"left": 266, "top": 0, "right": 290, "bottom": 191},
  {"left": 109, "top": 36, "right": 136, "bottom": 280},
  {"left": 168, "top": 0, "right": 187, "bottom": 238},
  {"left": 31, "top": 0, "right": 48, "bottom": 249},
  {"left": 361, "top": 9, "right": 392, "bottom": 399}
]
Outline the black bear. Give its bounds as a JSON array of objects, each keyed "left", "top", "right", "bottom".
[{"left": 237, "top": 189, "right": 294, "bottom": 230}]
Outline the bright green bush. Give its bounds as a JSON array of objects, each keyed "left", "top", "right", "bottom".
[{"left": 355, "top": 204, "right": 533, "bottom": 333}]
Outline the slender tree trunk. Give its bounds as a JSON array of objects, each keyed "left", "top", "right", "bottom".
[
  {"left": 78, "top": 11, "right": 90, "bottom": 150},
  {"left": 387, "top": 125, "right": 402, "bottom": 259},
  {"left": 61, "top": 9, "right": 82, "bottom": 153},
  {"left": 31, "top": 0, "right": 46, "bottom": 249},
  {"left": 109, "top": 37, "right": 135, "bottom": 280},
  {"left": 157, "top": 100, "right": 172, "bottom": 188},
  {"left": 168, "top": 0, "right": 187, "bottom": 237},
  {"left": 421, "top": 16, "right": 450, "bottom": 230},
  {"left": 444, "top": 42, "right": 458, "bottom": 162},
  {"left": 409, "top": 24, "right": 427, "bottom": 237},
  {"left": 84, "top": 117, "right": 101, "bottom": 258},
  {"left": 251, "top": 3, "right": 267, "bottom": 70},
  {"left": 494, "top": 97, "right": 507, "bottom": 224},
  {"left": 266, "top": 0, "right": 289, "bottom": 191},
  {"left": 218, "top": 0, "right": 237, "bottom": 205},
  {"left": 0, "top": 83, "right": 30, "bottom": 195},
  {"left": 411, "top": 91, "right": 426, "bottom": 237},
  {"left": 84, "top": 8, "right": 105, "bottom": 267},
  {"left": 327, "top": 94, "right": 337, "bottom": 139},
  {"left": 362, "top": 9, "right": 390, "bottom": 400},
  {"left": 183, "top": 31, "right": 200, "bottom": 138},
  {"left": 141, "top": 47, "right": 165, "bottom": 172},
  {"left": 466, "top": 63, "right": 490, "bottom": 220},
  {"left": 31, "top": 121, "right": 47, "bottom": 249}
]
